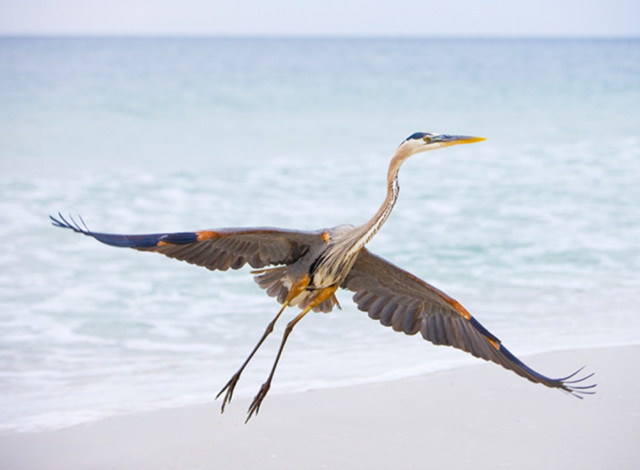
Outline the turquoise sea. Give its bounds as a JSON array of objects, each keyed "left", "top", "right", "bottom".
[{"left": 1, "top": 37, "right": 639, "bottom": 432}]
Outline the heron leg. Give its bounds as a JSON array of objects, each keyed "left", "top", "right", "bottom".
[
  {"left": 216, "top": 301, "right": 289, "bottom": 413},
  {"left": 216, "top": 274, "right": 312, "bottom": 413},
  {"left": 245, "top": 285, "right": 338, "bottom": 422}
]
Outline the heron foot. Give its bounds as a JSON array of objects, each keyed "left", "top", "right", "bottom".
[
  {"left": 216, "top": 372, "right": 241, "bottom": 413},
  {"left": 246, "top": 381, "right": 271, "bottom": 422}
]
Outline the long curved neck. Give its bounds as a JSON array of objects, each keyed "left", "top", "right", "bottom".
[
  {"left": 350, "top": 147, "right": 412, "bottom": 250},
  {"left": 312, "top": 146, "right": 414, "bottom": 285}
]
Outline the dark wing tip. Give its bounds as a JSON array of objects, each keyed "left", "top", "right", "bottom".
[
  {"left": 50, "top": 213, "right": 91, "bottom": 235},
  {"left": 559, "top": 368, "right": 597, "bottom": 399},
  {"left": 496, "top": 343, "right": 596, "bottom": 398},
  {"left": 50, "top": 213, "right": 164, "bottom": 248}
]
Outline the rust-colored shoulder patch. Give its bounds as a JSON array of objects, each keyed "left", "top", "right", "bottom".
[
  {"left": 446, "top": 298, "right": 472, "bottom": 320},
  {"left": 321, "top": 231, "right": 331, "bottom": 244},
  {"left": 157, "top": 240, "right": 168, "bottom": 246},
  {"left": 487, "top": 337, "right": 501, "bottom": 351},
  {"left": 197, "top": 230, "right": 220, "bottom": 241}
]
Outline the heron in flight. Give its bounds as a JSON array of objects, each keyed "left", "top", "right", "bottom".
[{"left": 51, "top": 132, "right": 594, "bottom": 421}]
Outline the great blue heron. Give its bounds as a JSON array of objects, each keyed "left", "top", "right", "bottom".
[{"left": 51, "top": 132, "right": 595, "bottom": 421}]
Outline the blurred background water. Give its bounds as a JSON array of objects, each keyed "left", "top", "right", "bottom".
[{"left": 1, "top": 37, "right": 639, "bottom": 432}]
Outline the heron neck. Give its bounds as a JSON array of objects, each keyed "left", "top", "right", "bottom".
[{"left": 351, "top": 151, "right": 406, "bottom": 251}]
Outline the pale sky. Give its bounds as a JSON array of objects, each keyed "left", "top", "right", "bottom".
[{"left": 1, "top": 0, "right": 639, "bottom": 37}]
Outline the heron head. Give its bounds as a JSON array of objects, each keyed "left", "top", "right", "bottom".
[{"left": 400, "top": 132, "right": 486, "bottom": 156}]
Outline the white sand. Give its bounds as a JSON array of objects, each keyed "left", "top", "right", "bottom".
[{"left": 1, "top": 345, "right": 638, "bottom": 470}]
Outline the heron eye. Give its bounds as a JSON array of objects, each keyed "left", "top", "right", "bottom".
[{"left": 423, "top": 136, "right": 431, "bottom": 143}]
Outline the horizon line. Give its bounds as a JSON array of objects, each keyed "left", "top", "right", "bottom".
[{"left": 1, "top": 32, "right": 639, "bottom": 40}]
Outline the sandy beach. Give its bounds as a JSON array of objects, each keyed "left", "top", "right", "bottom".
[{"left": 1, "top": 344, "right": 638, "bottom": 470}]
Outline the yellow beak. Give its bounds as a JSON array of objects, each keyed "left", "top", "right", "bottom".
[{"left": 436, "top": 135, "right": 486, "bottom": 146}]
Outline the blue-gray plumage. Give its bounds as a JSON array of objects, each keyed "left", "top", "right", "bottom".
[
  {"left": 50, "top": 132, "right": 595, "bottom": 422},
  {"left": 406, "top": 132, "right": 431, "bottom": 141}
]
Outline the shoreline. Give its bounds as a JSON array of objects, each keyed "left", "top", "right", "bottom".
[{"left": 1, "top": 344, "right": 638, "bottom": 469}]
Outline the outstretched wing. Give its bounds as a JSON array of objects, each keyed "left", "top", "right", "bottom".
[
  {"left": 342, "top": 249, "right": 595, "bottom": 397},
  {"left": 50, "top": 214, "right": 320, "bottom": 271}
]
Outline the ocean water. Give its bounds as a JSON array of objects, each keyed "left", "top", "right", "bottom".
[{"left": 1, "top": 37, "right": 639, "bottom": 433}]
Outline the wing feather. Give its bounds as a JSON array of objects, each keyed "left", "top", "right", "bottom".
[
  {"left": 342, "top": 249, "right": 595, "bottom": 397},
  {"left": 50, "top": 214, "right": 318, "bottom": 271}
]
